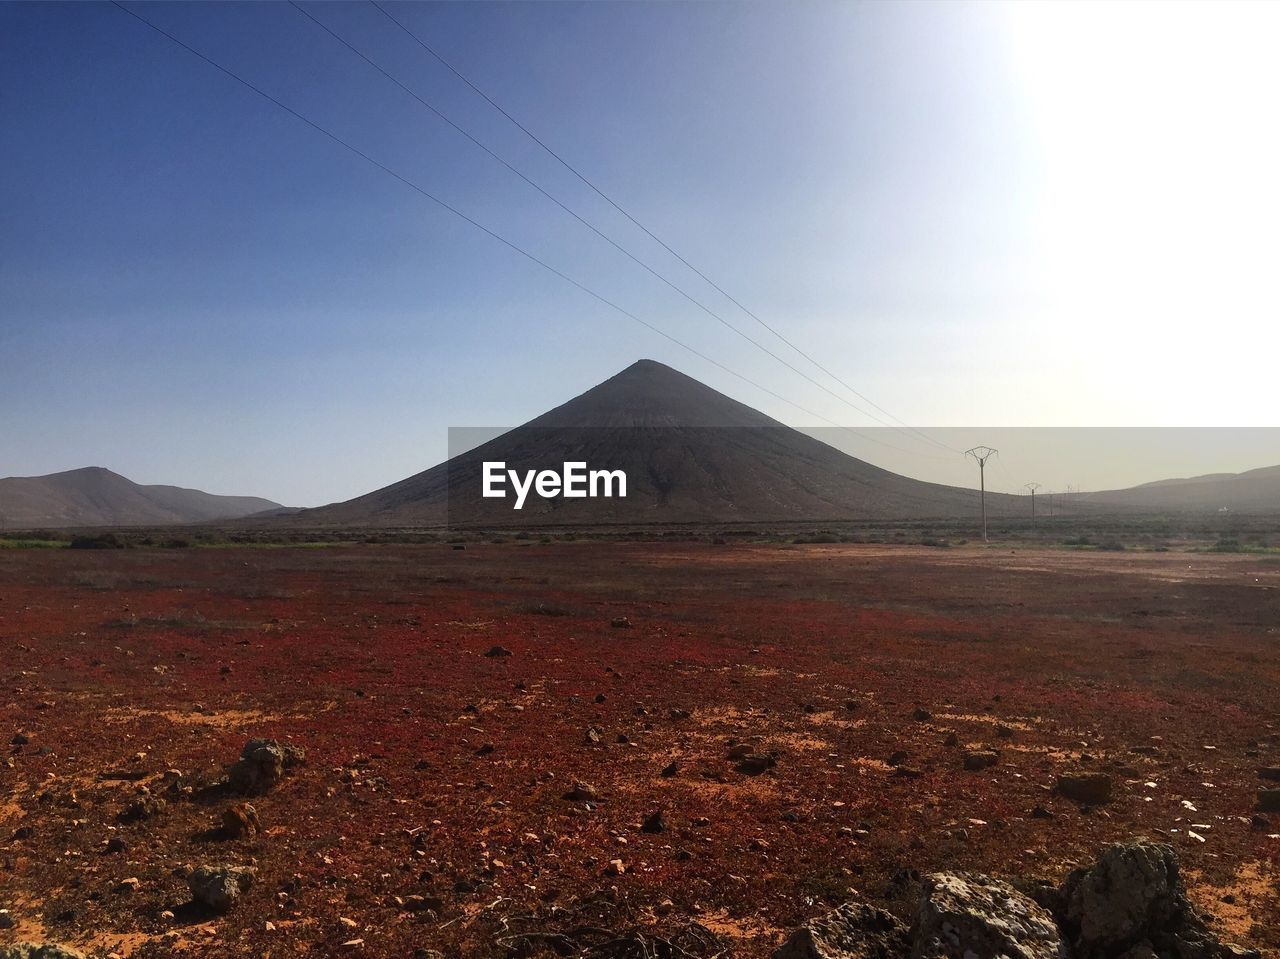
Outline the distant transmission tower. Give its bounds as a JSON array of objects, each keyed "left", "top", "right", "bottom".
[
  {"left": 1024, "top": 483, "right": 1041, "bottom": 530},
  {"left": 965, "top": 446, "right": 998, "bottom": 542}
]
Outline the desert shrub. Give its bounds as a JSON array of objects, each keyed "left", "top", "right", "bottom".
[
  {"left": 159, "top": 537, "right": 193, "bottom": 549},
  {"left": 793, "top": 532, "right": 840, "bottom": 545},
  {"left": 69, "top": 532, "right": 125, "bottom": 550},
  {"left": 1209, "top": 537, "right": 1243, "bottom": 553},
  {"left": 520, "top": 601, "right": 570, "bottom": 617}
]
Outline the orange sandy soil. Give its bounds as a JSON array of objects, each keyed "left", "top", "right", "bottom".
[{"left": 1, "top": 542, "right": 1278, "bottom": 957}]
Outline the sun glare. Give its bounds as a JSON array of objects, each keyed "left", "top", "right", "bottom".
[{"left": 1003, "top": 1, "right": 1280, "bottom": 420}]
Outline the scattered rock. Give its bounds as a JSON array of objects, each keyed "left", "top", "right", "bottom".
[
  {"left": 1258, "top": 767, "right": 1280, "bottom": 782},
  {"left": 1055, "top": 772, "right": 1113, "bottom": 805},
  {"left": 610, "top": 617, "right": 632, "bottom": 629},
  {"left": 188, "top": 864, "right": 256, "bottom": 914},
  {"left": 1256, "top": 788, "right": 1280, "bottom": 812},
  {"left": 912, "top": 707, "right": 932, "bottom": 722},
  {"left": 660, "top": 760, "right": 679, "bottom": 778},
  {"left": 771, "top": 841, "right": 1259, "bottom": 959},
  {"left": 484, "top": 645, "right": 513, "bottom": 658},
  {"left": 104, "top": 836, "right": 128, "bottom": 854},
  {"left": 773, "top": 901, "right": 909, "bottom": 959}
]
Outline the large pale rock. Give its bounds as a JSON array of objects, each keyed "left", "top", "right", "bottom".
[
  {"left": 0, "top": 947, "right": 87, "bottom": 959},
  {"left": 1062, "top": 841, "right": 1260, "bottom": 959},
  {"left": 773, "top": 902, "right": 910, "bottom": 959},
  {"left": 913, "top": 872, "right": 1068, "bottom": 959},
  {"left": 1063, "top": 840, "right": 1181, "bottom": 950}
]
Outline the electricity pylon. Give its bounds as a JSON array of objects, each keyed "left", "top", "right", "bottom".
[
  {"left": 1024, "top": 483, "right": 1041, "bottom": 531},
  {"left": 965, "top": 446, "right": 998, "bottom": 542}
]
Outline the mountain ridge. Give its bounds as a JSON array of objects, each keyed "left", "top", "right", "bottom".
[{"left": 0, "top": 466, "right": 283, "bottom": 529}]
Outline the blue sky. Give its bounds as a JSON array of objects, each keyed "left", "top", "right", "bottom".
[{"left": 3, "top": 2, "right": 1277, "bottom": 505}]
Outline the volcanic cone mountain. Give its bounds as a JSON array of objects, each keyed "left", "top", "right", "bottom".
[{"left": 296, "top": 360, "right": 1016, "bottom": 527}]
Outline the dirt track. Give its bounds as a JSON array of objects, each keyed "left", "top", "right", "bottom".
[{"left": 2, "top": 542, "right": 1278, "bottom": 956}]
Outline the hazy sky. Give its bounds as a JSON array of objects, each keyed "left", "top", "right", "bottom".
[{"left": 3, "top": 1, "right": 1277, "bottom": 506}]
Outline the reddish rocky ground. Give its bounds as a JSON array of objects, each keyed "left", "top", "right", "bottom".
[{"left": 1, "top": 541, "right": 1278, "bottom": 956}]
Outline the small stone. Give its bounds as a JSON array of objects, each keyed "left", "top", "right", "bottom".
[
  {"left": 484, "top": 645, "right": 513, "bottom": 657},
  {"left": 641, "top": 810, "right": 665, "bottom": 834},
  {"left": 912, "top": 707, "right": 932, "bottom": 722},
  {"left": 735, "top": 754, "right": 776, "bottom": 776},
  {"left": 964, "top": 750, "right": 999, "bottom": 771},
  {"left": 221, "top": 802, "right": 260, "bottom": 839},
  {"left": 1257, "top": 789, "right": 1280, "bottom": 812},
  {"left": 119, "top": 796, "right": 166, "bottom": 823},
  {"left": 188, "top": 864, "right": 256, "bottom": 914},
  {"left": 564, "top": 782, "right": 598, "bottom": 802},
  {"left": 1056, "top": 772, "right": 1113, "bottom": 805}
]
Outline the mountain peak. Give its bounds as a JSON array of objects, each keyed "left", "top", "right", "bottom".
[{"left": 528, "top": 359, "right": 777, "bottom": 430}]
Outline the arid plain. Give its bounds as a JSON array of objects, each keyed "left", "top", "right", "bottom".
[{"left": 2, "top": 539, "right": 1278, "bottom": 957}]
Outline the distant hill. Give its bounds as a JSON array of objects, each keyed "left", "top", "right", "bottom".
[
  {"left": 1079, "top": 464, "right": 1280, "bottom": 513},
  {"left": 0, "top": 467, "right": 283, "bottom": 529},
  {"left": 291, "top": 359, "right": 1023, "bottom": 527}
]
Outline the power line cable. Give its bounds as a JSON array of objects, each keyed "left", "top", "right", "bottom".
[
  {"left": 108, "top": 0, "right": 934, "bottom": 463},
  {"left": 290, "top": 1, "right": 952, "bottom": 458},
  {"left": 370, "top": 0, "right": 961, "bottom": 456}
]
